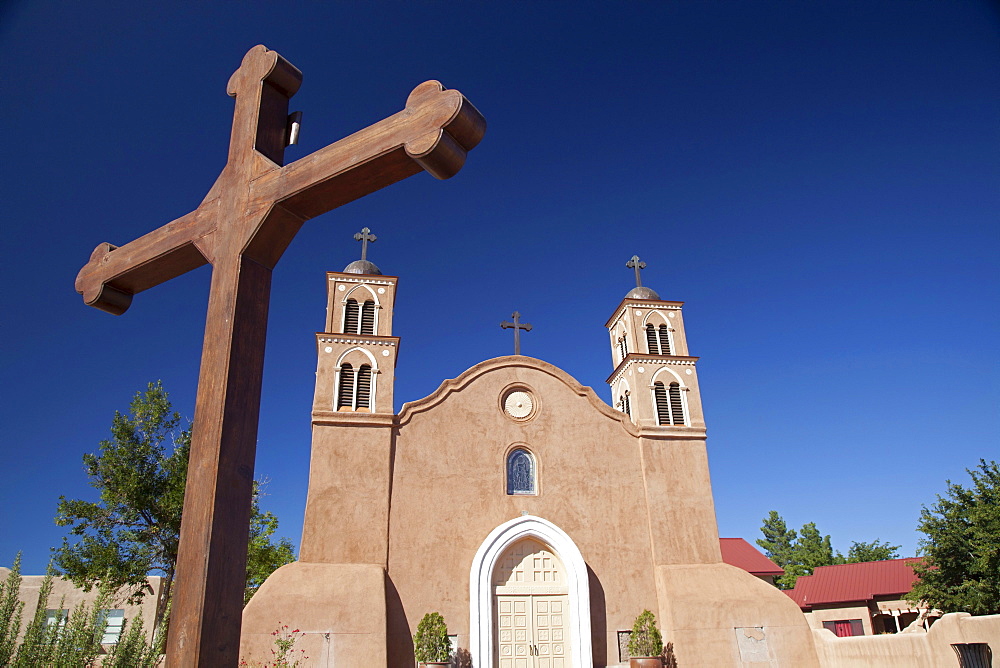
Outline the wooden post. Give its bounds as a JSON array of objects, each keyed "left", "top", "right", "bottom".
[{"left": 75, "top": 45, "right": 485, "bottom": 666}]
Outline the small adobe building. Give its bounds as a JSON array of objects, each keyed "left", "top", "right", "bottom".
[
  {"left": 240, "top": 249, "right": 818, "bottom": 667},
  {"left": 785, "top": 558, "right": 937, "bottom": 637}
]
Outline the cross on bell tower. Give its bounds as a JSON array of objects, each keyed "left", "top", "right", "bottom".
[
  {"left": 354, "top": 226, "right": 377, "bottom": 261},
  {"left": 626, "top": 254, "right": 646, "bottom": 288},
  {"left": 500, "top": 311, "right": 532, "bottom": 355}
]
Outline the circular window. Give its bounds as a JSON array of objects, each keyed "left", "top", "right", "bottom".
[{"left": 501, "top": 387, "right": 536, "bottom": 421}]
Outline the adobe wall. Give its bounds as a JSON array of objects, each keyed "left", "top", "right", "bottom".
[
  {"left": 812, "top": 612, "right": 1000, "bottom": 668},
  {"left": 0, "top": 572, "right": 162, "bottom": 642},
  {"left": 385, "top": 358, "right": 670, "bottom": 666},
  {"left": 805, "top": 603, "right": 878, "bottom": 635}
]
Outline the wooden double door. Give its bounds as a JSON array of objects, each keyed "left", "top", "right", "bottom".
[
  {"left": 494, "top": 538, "right": 571, "bottom": 668},
  {"left": 496, "top": 594, "right": 569, "bottom": 668}
]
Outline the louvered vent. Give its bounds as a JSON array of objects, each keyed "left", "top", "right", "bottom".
[
  {"left": 356, "top": 365, "right": 372, "bottom": 409},
  {"left": 343, "top": 299, "right": 360, "bottom": 334},
  {"left": 337, "top": 364, "right": 355, "bottom": 409},
  {"left": 360, "top": 301, "right": 376, "bottom": 335},
  {"left": 646, "top": 324, "right": 659, "bottom": 354},
  {"left": 659, "top": 324, "right": 671, "bottom": 354},
  {"left": 654, "top": 382, "right": 669, "bottom": 425},
  {"left": 623, "top": 393, "right": 631, "bottom": 418},
  {"left": 669, "top": 382, "right": 684, "bottom": 425}
]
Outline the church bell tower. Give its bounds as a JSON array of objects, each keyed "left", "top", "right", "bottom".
[
  {"left": 312, "top": 227, "right": 399, "bottom": 416},
  {"left": 605, "top": 255, "right": 705, "bottom": 431}
]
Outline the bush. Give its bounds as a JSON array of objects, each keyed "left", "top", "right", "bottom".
[
  {"left": 413, "top": 612, "right": 450, "bottom": 663},
  {"left": 627, "top": 609, "right": 664, "bottom": 658}
]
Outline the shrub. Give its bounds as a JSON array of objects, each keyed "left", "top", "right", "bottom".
[
  {"left": 413, "top": 612, "right": 450, "bottom": 663},
  {"left": 627, "top": 609, "right": 664, "bottom": 658}
]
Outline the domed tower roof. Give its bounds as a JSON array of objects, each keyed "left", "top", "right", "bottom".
[
  {"left": 344, "top": 226, "right": 381, "bottom": 274},
  {"left": 342, "top": 259, "right": 382, "bottom": 275},
  {"left": 624, "top": 254, "right": 659, "bottom": 300},
  {"left": 625, "top": 285, "right": 660, "bottom": 300}
]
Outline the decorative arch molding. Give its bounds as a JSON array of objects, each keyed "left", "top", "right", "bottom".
[
  {"left": 640, "top": 309, "right": 668, "bottom": 327},
  {"left": 341, "top": 282, "right": 380, "bottom": 306},
  {"left": 649, "top": 365, "right": 684, "bottom": 387},
  {"left": 334, "top": 346, "right": 378, "bottom": 370},
  {"left": 469, "top": 515, "right": 592, "bottom": 668}
]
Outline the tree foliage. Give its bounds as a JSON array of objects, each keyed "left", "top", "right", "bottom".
[
  {"left": 53, "top": 381, "right": 296, "bottom": 629},
  {"left": 909, "top": 459, "right": 1000, "bottom": 615},
  {"left": 846, "top": 539, "right": 900, "bottom": 563},
  {"left": 757, "top": 511, "right": 900, "bottom": 589}
]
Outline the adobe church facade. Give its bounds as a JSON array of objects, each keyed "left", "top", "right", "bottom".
[{"left": 240, "top": 250, "right": 819, "bottom": 666}]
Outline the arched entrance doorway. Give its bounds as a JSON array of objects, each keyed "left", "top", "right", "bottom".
[
  {"left": 495, "top": 538, "right": 570, "bottom": 666},
  {"left": 469, "top": 516, "right": 592, "bottom": 668}
]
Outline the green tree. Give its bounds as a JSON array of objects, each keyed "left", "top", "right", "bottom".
[
  {"left": 756, "top": 511, "right": 797, "bottom": 569},
  {"left": 757, "top": 512, "right": 851, "bottom": 588},
  {"left": 908, "top": 459, "right": 1000, "bottom": 615},
  {"left": 245, "top": 481, "right": 296, "bottom": 605},
  {"left": 53, "top": 381, "right": 296, "bottom": 631},
  {"left": 846, "top": 539, "right": 900, "bottom": 563}
]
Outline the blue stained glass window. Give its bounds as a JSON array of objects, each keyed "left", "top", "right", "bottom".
[{"left": 506, "top": 449, "right": 535, "bottom": 495}]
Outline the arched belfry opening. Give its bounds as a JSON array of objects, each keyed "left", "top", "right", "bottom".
[{"left": 470, "top": 516, "right": 592, "bottom": 668}]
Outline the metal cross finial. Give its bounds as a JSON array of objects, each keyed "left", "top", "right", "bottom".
[
  {"left": 626, "top": 254, "right": 647, "bottom": 288},
  {"left": 500, "top": 311, "right": 533, "bottom": 355},
  {"left": 353, "top": 227, "right": 377, "bottom": 261}
]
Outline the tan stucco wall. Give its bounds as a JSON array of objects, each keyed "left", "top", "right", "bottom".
[
  {"left": 656, "top": 563, "right": 820, "bottom": 668},
  {"left": 805, "top": 603, "right": 877, "bottom": 635},
  {"left": 0, "top": 572, "right": 162, "bottom": 643},
  {"left": 385, "top": 358, "right": 669, "bottom": 666},
  {"left": 812, "top": 612, "right": 1000, "bottom": 668},
  {"left": 241, "top": 562, "right": 387, "bottom": 666}
]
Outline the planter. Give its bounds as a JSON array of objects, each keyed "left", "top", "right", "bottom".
[
  {"left": 630, "top": 658, "right": 663, "bottom": 668},
  {"left": 419, "top": 663, "right": 450, "bottom": 667}
]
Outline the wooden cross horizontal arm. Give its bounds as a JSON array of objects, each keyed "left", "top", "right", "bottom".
[{"left": 76, "top": 63, "right": 484, "bottom": 315}]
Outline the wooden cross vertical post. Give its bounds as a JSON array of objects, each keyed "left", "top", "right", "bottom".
[
  {"left": 75, "top": 46, "right": 485, "bottom": 667},
  {"left": 500, "top": 311, "right": 532, "bottom": 355}
]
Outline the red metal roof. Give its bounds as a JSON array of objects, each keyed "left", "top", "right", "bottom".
[
  {"left": 784, "top": 558, "right": 923, "bottom": 610},
  {"left": 719, "top": 538, "right": 784, "bottom": 576}
]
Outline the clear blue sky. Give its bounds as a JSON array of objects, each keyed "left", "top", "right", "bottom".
[{"left": 1, "top": 1, "right": 997, "bottom": 574}]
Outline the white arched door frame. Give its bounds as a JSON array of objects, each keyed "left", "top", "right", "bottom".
[{"left": 469, "top": 515, "right": 592, "bottom": 667}]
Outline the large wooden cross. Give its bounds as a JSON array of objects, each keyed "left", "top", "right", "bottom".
[{"left": 74, "top": 45, "right": 485, "bottom": 667}]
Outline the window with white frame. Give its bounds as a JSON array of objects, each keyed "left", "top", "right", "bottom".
[
  {"left": 100, "top": 609, "right": 125, "bottom": 644},
  {"left": 654, "top": 381, "right": 686, "bottom": 426},
  {"left": 645, "top": 323, "right": 671, "bottom": 355},
  {"left": 336, "top": 363, "right": 373, "bottom": 411}
]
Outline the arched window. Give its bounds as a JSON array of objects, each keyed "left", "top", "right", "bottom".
[
  {"left": 617, "top": 391, "right": 631, "bottom": 418},
  {"left": 618, "top": 336, "right": 628, "bottom": 362},
  {"left": 506, "top": 448, "right": 536, "bottom": 495},
  {"left": 343, "top": 299, "right": 359, "bottom": 334},
  {"left": 654, "top": 381, "right": 686, "bottom": 426},
  {"left": 360, "top": 300, "right": 376, "bottom": 335},
  {"left": 336, "top": 364, "right": 355, "bottom": 409},
  {"left": 646, "top": 323, "right": 672, "bottom": 355},
  {"left": 336, "top": 363, "right": 373, "bottom": 411}
]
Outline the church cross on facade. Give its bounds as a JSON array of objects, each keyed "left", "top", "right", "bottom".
[
  {"left": 354, "top": 226, "right": 377, "bottom": 261},
  {"left": 501, "top": 311, "right": 532, "bottom": 355},
  {"left": 74, "top": 45, "right": 485, "bottom": 667},
  {"left": 626, "top": 254, "right": 647, "bottom": 288}
]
